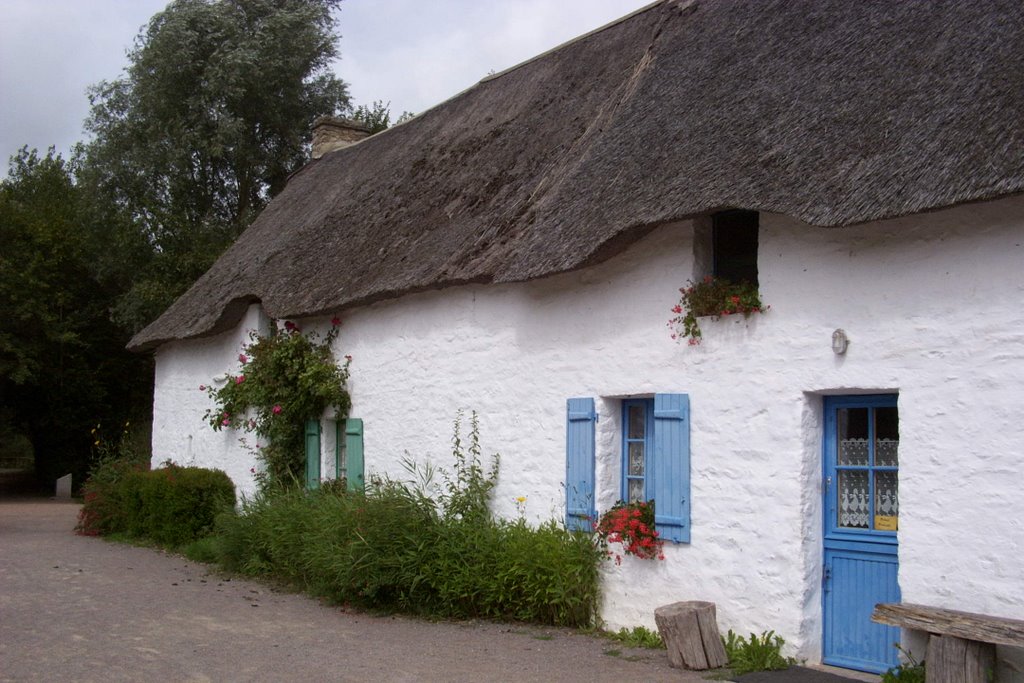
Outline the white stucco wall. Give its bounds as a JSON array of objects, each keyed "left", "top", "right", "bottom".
[
  {"left": 151, "top": 303, "right": 270, "bottom": 495},
  {"left": 151, "top": 195, "right": 1024, "bottom": 669}
]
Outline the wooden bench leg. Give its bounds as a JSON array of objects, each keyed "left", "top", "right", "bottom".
[{"left": 926, "top": 634, "right": 995, "bottom": 683}]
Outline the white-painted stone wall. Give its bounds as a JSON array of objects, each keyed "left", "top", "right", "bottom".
[
  {"left": 152, "top": 304, "right": 270, "bottom": 494},
  {"left": 151, "top": 195, "right": 1024, "bottom": 672}
]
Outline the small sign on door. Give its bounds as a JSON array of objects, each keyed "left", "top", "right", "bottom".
[{"left": 874, "top": 515, "right": 898, "bottom": 531}]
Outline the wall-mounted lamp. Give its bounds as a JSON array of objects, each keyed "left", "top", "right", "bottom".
[{"left": 832, "top": 329, "right": 849, "bottom": 355}]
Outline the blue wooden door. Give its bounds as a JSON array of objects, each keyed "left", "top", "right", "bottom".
[{"left": 823, "top": 395, "right": 901, "bottom": 673}]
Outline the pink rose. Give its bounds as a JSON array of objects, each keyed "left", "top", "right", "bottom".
[
  {"left": 238, "top": 354, "right": 248, "bottom": 364},
  {"left": 331, "top": 316, "right": 341, "bottom": 327},
  {"left": 221, "top": 418, "right": 230, "bottom": 426},
  {"left": 199, "top": 384, "right": 206, "bottom": 391},
  {"left": 272, "top": 405, "right": 282, "bottom": 415},
  {"left": 235, "top": 375, "right": 245, "bottom": 384}
]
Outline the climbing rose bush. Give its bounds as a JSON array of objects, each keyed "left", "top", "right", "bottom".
[{"left": 203, "top": 319, "right": 350, "bottom": 487}]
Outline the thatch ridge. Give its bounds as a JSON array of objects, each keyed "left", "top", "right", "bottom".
[{"left": 130, "top": 0, "right": 1024, "bottom": 351}]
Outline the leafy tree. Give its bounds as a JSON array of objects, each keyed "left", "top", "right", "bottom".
[
  {"left": 0, "top": 148, "right": 152, "bottom": 487},
  {"left": 351, "top": 100, "right": 415, "bottom": 134},
  {"left": 80, "top": 0, "right": 351, "bottom": 332}
]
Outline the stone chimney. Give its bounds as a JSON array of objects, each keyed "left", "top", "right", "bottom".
[{"left": 311, "top": 116, "right": 372, "bottom": 159}]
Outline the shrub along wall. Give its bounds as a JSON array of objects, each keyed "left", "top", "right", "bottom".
[
  {"left": 78, "top": 463, "right": 235, "bottom": 546},
  {"left": 213, "top": 484, "right": 602, "bottom": 628},
  {"left": 212, "top": 413, "right": 602, "bottom": 627}
]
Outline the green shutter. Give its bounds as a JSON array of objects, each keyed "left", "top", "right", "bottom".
[
  {"left": 334, "top": 420, "right": 344, "bottom": 480},
  {"left": 344, "top": 418, "right": 364, "bottom": 492},
  {"left": 304, "top": 419, "right": 321, "bottom": 490}
]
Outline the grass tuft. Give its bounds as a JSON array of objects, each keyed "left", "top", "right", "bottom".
[
  {"left": 722, "top": 630, "right": 795, "bottom": 675},
  {"left": 604, "top": 625, "right": 665, "bottom": 649}
]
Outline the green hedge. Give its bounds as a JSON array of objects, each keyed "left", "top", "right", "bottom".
[
  {"left": 78, "top": 463, "right": 235, "bottom": 547},
  {"left": 212, "top": 485, "right": 602, "bottom": 628}
]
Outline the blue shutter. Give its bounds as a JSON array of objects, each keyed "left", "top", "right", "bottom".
[
  {"left": 304, "top": 419, "right": 321, "bottom": 490},
  {"left": 566, "top": 398, "right": 596, "bottom": 532},
  {"left": 344, "top": 418, "right": 364, "bottom": 492},
  {"left": 653, "top": 393, "right": 690, "bottom": 543}
]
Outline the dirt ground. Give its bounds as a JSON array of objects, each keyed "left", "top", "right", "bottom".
[{"left": 0, "top": 499, "right": 712, "bottom": 682}]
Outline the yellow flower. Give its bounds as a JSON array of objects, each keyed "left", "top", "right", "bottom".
[{"left": 515, "top": 496, "right": 527, "bottom": 503}]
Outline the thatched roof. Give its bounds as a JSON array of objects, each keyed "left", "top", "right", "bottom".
[{"left": 130, "top": 0, "right": 1024, "bottom": 351}]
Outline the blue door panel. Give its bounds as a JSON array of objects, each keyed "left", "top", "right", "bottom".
[
  {"left": 822, "top": 395, "right": 901, "bottom": 675},
  {"left": 823, "top": 548, "right": 901, "bottom": 673}
]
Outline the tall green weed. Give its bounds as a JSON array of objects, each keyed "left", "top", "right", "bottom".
[
  {"left": 212, "top": 412, "right": 602, "bottom": 627},
  {"left": 881, "top": 645, "right": 926, "bottom": 683}
]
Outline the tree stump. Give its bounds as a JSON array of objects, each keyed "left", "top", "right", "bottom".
[
  {"left": 654, "top": 601, "right": 729, "bottom": 670},
  {"left": 926, "top": 635, "right": 996, "bottom": 683}
]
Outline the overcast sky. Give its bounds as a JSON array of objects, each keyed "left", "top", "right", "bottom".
[{"left": 0, "top": 0, "right": 653, "bottom": 169}]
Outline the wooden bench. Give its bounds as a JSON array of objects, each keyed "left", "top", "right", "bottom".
[{"left": 872, "top": 603, "right": 1024, "bottom": 683}]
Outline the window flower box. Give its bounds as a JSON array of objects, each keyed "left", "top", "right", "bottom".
[{"left": 668, "top": 276, "right": 768, "bottom": 345}]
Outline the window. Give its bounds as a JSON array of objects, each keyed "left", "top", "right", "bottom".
[
  {"left": 825, "top": 397, "right": 899, "bottom": 536},
  {"left": 304, "top": 417, "right": 364, "bottom": 492},
  {"left": 622, "top": 399, "right": 654, "bottom": 503},
  {"left": 712, "top": 210, "right": 758, "bottom": 286},
  {"left": 565, "top": 394, "right": 691, "bottom": 542},
  {"left": 335, "top": 421, "right": 347, "bottom": 481}
]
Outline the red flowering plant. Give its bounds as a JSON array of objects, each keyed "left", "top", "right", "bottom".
[
  {"left": 76, "top": 421, "right": 149, "bottom": 536},
  {"left": 668, "top": 276, "right": 767, "bottom": 345},
  {"left": 203, "top": 317, "right": 351, "bottom": 489},
  {"left": 595, "top": 500, "right": 665, "bottom": 564}
]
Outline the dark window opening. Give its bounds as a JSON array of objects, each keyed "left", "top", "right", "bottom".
[{"left": 712, "top": 210, "right": 759, "bottom": 286}]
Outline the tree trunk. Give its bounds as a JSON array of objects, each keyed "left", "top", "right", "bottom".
[{"left": 654, "top": 600, "right": 729, "bottom": 670}]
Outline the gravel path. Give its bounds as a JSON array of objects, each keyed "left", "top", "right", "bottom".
[{"left": 0, "top": 500, "right": 708, "bottom": 682}]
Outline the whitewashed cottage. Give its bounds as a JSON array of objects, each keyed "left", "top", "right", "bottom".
[{"left": 130, "top": 0, "right": 1024, "bottom": 677}]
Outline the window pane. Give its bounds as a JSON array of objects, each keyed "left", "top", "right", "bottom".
[
  {"left": 628, "top": 442, "right": 645, "bottom": 475},
  {"left": 838, "top": 469, "right": 870, "bottom": 529},
  {"left": 628, "top": 405, "right": 645, "bottom": 439},
  {"left": 874, "top": 471, "right": 898, "bottom": 530},
  {"left": 838, "top": 408, "right": 870, "bottom": 466},
  {"left": 627, "top": 478, "right": 644, "bottom": 503},
  {"left": 875, "top": 407, "right": 899, "bottom": 467},
  {"left": 712, "top": 210, "right": 759, "bottom": 286}
]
